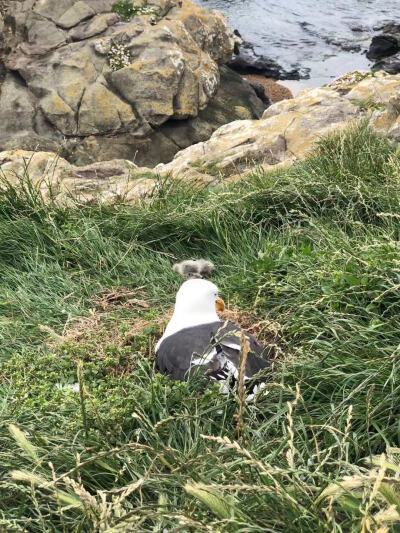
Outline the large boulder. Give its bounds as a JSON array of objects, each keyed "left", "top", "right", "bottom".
[
  {"left": 368, "top": 24, "right": 400, "bottom": 74},
  {"left": 373, "top": 53, "right": 400, "bottom": 75},
  {"left": 156, "top": 66, "right": 266, "bottom": 152},
  {"left": 0, "top": 0, "right": 264, "bottom": 165},
  {"left": 367, "top": 35, "right": 400, "bottom": 61},
  {"left": 64, "top": 65, "right": 267, "bottom": 166}
]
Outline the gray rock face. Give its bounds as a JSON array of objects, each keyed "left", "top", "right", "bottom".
[
  {"left": 69, "top": 65, "right": 266, "bottom": 167},
  {"left": 0, "top": 0, "right": 260, "bottom": 166},
  {"left": 0, "top": 149, "right": 156, "bottom": 204},
  {"left": 373, "top": 53, "right": 400, "bottom": 75},
  {"left": 57, "top": 1, "right": 96, "bottom": 30},
  {"left": 2, "top": 72, "right": 400, "bottom": 206},
  {"left": 0, "top": 72, "right": 36, "bottom": 137},
  {"left": 369, "top": 23, "right": 400, "bottom": 74},
  {"left": 367, "top": 35, "right": 400, "bottom": 61}
]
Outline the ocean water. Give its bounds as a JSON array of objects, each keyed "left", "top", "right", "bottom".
[{"left": 195, "top": 0, "right": 398, "bottom": 91}]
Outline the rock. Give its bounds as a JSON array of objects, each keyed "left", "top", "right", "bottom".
[
  {"left": 25, "top": 17, "right": 68, "bottom": 53},
  {"left": 0, "top": 72, "right": 37, "bottom": 141},
  {"left": 378, "top": 22, "right": 400, "bottom": 36},
  {"left": 373, "top": 53, "right": 400, "bottom": 75},
  {"left": 34, "top": 0, "right": 76, "bottom": 20},
  {"left": 159, "top": 66, "right": 267, "bottom": 152},
  {"left": 40, "top": 91, "right": 77, "bottom": 135},
  {"left": 63, "top": 159, "right": 134, "bottom": 180},
  {"left": 154, "top": 72, "right": 400, "bottom": 180},
  {"left": 325, "top": 35, "right": 362, "bottom": 52},
  {"left": 367, "top": 35, "right": 400, "bottom": 60},
  {"left": 369, "top": 84, "right": 400, "bottom": 142},
  {"left": 107, "top": 21, "right": 220, "bottom": 125},
  {"left": 0, "top": 150, "right": 71, "bottom": 199},
  {"left": 345, "top": 72, "right": 400, "bottom": 104},
  {"left": 0, "top": 150, "right": 156, "bottom": 203},
  {"left": 167, "top": 0, "right": 238, "bottom": 64},
  {"left": 244, "top": 79, "right": 272, "bottom": 106},
  {"left": 69, "top": 130, "right": 180, "bottom": 167},
  {"left": 351, "top": 25, "right": 369, "bottom": 33},
  {"left": 368, "top": 22, "right": 400, "bottom": 74},
  {"left": 78, "top": 80, "right": 139, "bottom": 135},
  {"left": 57, "top": 1, "right": 96, "bottom": 29},
  {"left": 228, "top": 40, "right": 304, "bottom": 80},
  {"left": 2, "top": 72, "right": 400, "bottom": 205},
  {"left": 70, "top": 66, "right": 267, "bottom": 166},
  {"left": 0, "top": 0, "right": 261, "bottom": 166},
  {"left": 154, "top": 87, "right": 358, "bottom": 178},
  {"left": 69, "top": 13, "right": 119, "bottom": 41}
]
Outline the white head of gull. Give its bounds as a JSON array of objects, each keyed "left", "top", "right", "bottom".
[{"left": 155, "top": 278, "right": 224, "bottom": 351}]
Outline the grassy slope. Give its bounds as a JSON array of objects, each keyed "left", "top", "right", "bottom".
[{"left": 1, "top": 123, "right": 400, "bottom": 532}]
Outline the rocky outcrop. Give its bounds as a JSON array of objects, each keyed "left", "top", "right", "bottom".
[
  {"left": 367, "top": 35, "right": 399, "bottom": 61},
  {"left": 0, "top": 150, "right": 157, "bottom": 203},
  {"left": 373, "top": 54, "right": 400, "bottom": 75},
  {"left": 68, "top": 65, "right": 266, "bottom": 165},
  {"left": 3, "top": 71, "right": 399, "bottom": 204},
  {"left": 0, "top": 0, "right": 266, "bottom": 166},
  {"left": 228, "top": 39, "right": 307, "bottom": 80},
  {"left": 154, "top": 72, "right": 400, "bottom": 180}
]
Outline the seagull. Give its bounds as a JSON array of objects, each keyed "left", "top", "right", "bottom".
[{"left": 156, "top": 260, "right": 271, "bottom": 393}]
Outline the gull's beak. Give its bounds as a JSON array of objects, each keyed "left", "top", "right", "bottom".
[{"left": 216, "top": 297, "right": 225, "bottom": 313}]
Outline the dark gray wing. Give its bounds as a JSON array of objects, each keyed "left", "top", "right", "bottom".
[{"left": 156, "top": 321, "right": 271, "bottom": 382}]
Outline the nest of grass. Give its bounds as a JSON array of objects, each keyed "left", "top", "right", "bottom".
[
  {"left": 219, "top": 307, "right": 284, "bottom": 368},
  {"left": 41, "top": 287, "right": 284, "bottom": 376},
  {"left": 92, "top": 286, "right": 150, "bottom": 311}
]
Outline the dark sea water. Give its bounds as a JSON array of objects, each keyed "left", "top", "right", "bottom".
[{"left": 195, "top": 0, "right": 399, "bottom": 92}]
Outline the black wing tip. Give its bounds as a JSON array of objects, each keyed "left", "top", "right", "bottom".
[{"left": 173, "top": 259, "right": 215, "bottom": 280}]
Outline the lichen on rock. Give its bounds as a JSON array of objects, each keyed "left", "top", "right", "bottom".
[
  {"left": 1, "top": 72, "right": 400, "bottom": 205},
  {"left": 0, "top": 0, "right": 255, "bottom": 166},
  {"left": 154, "top": 72, "right": 400, "bottom": 181}
]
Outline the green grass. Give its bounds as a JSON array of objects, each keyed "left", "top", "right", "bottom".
[
  {"left": 1, "top": 123, "right": 400, "bottom": 531},
  {"left": 111, "top": 0, "right": 159, "bottom": 21}
]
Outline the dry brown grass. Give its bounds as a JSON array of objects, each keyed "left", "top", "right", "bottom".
[
  {"left": 219, "top": 307, "right": 285, "bottom": 369},
  {"left": 91, "top": 286, "right": 150, "bottom": 311},
  {"left": 219, "top": 307, "right": 281, "bottom": 344},
  {"left": 62, "top": 286, "right": 169, "bottom": 353}
]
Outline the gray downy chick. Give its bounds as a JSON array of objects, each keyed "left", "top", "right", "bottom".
[{"left": 173, "top": 259, "right": 215, "bottom": 280}]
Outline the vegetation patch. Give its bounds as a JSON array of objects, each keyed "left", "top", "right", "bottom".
[
  {"left": 328, "top": 70, "right": 375, "bottom": 90},
  {"left": 111, "top": 0, "right": 160, "bottom": 22},
  {"left": 108, "top": 42, "right": 132, "bottom": 71},
  {"left": 129, "top": 169, "right": 159, "bottom": 181},
  {"left": 355, "top": 96, "right": 386, "bottom": 112},
  {"left": 1, "top": 123, "right": 400, "bottom": 531}
]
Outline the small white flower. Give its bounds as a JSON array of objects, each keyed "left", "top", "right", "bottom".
[{"left": 108, "top": 42, "right": 132, "bottom": 71}]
